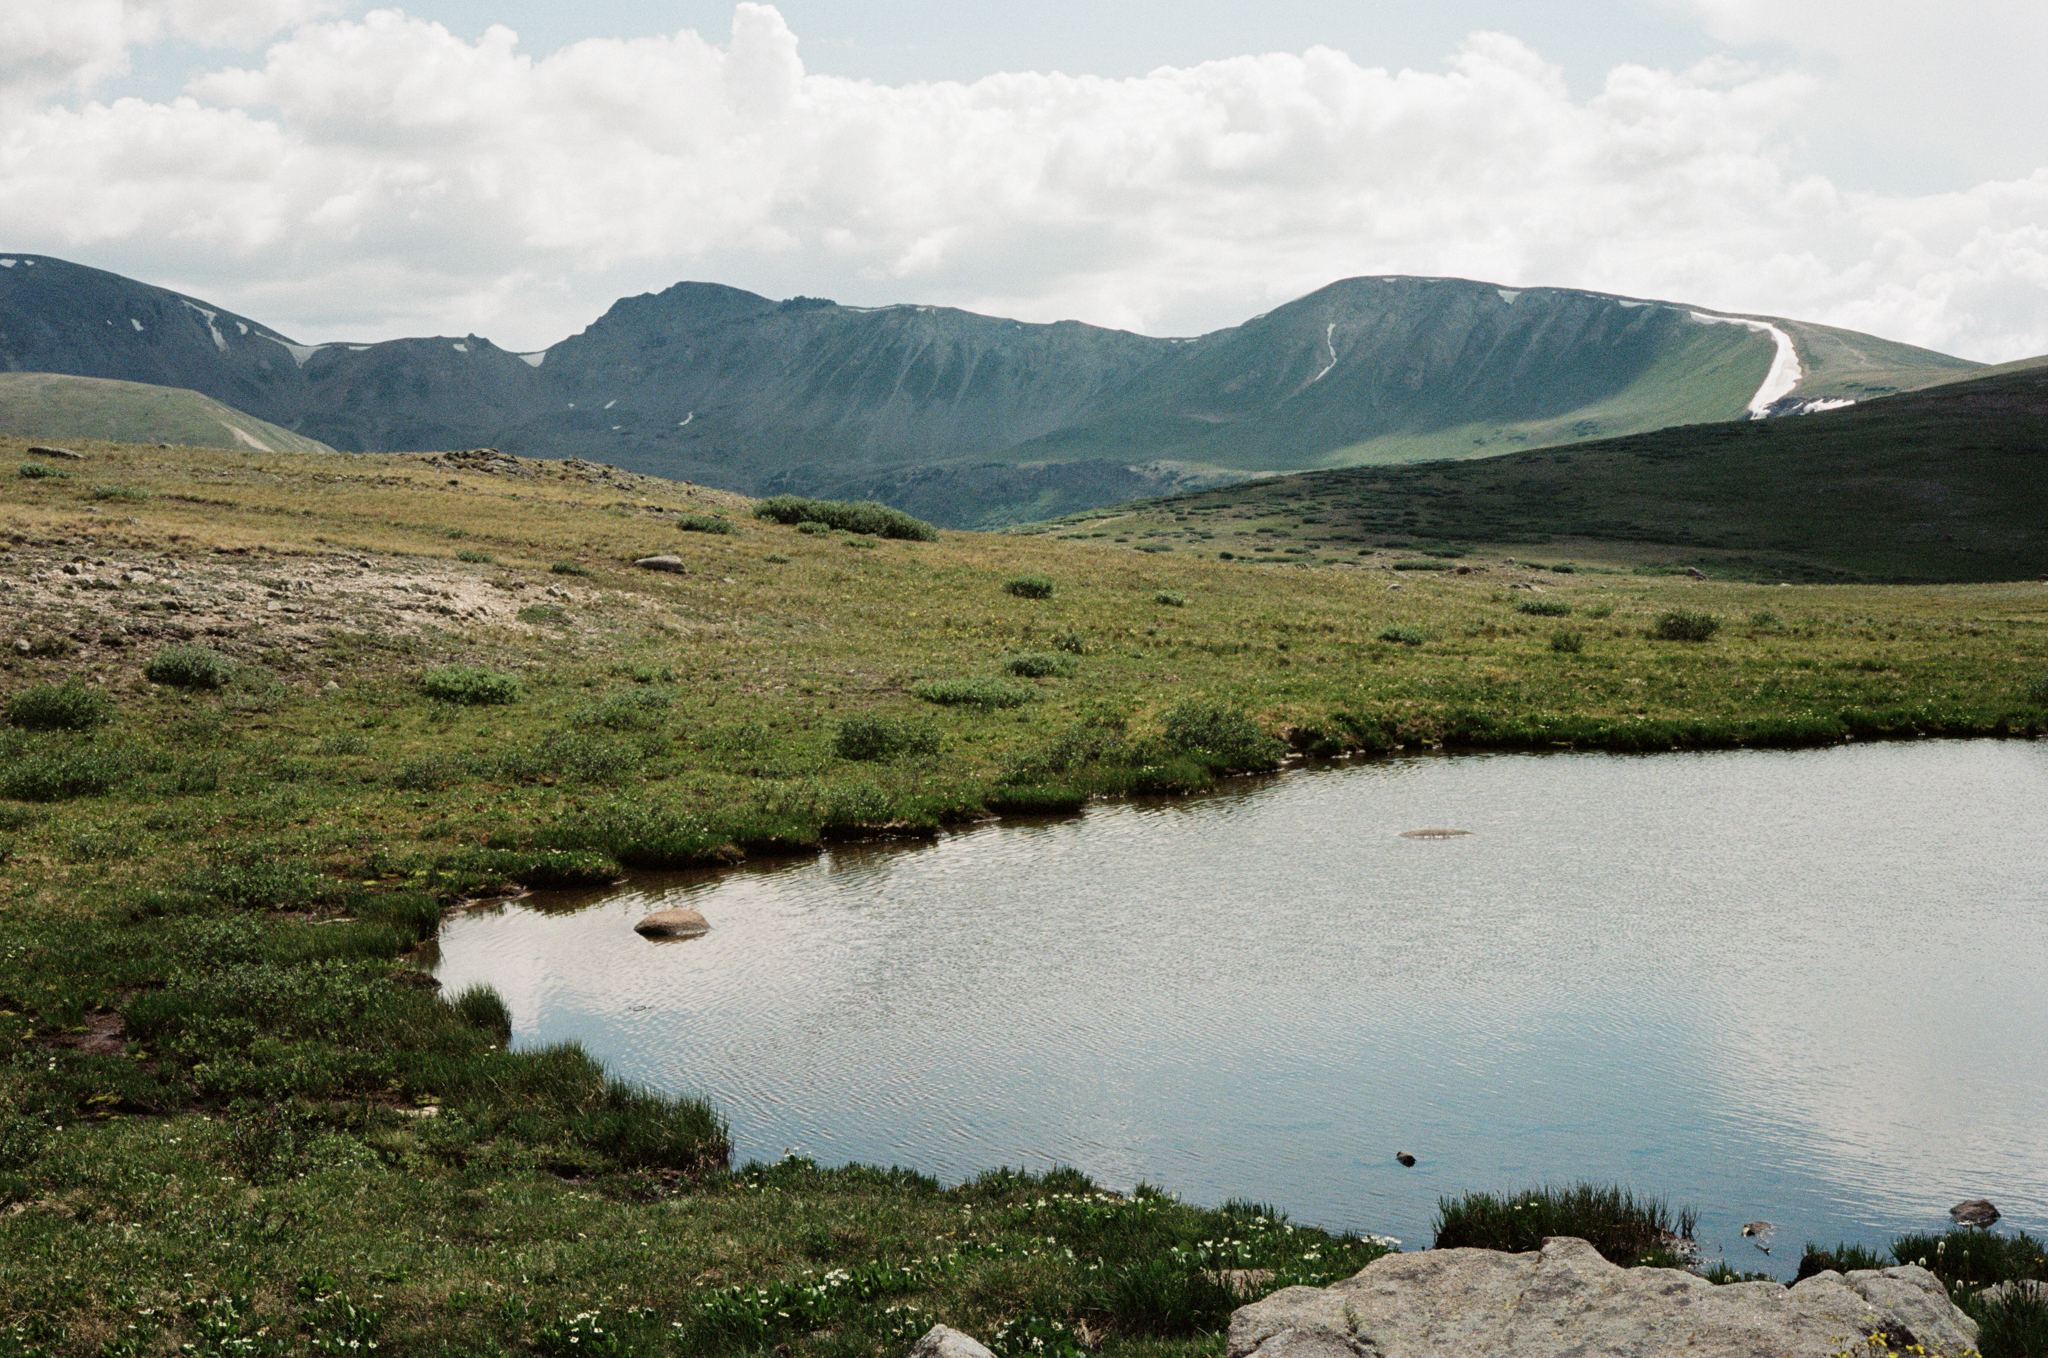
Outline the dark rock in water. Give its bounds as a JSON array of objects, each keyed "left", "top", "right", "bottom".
[
  {"left": 1399, "top": 828, "right": 1471, "bottom": 839},
  {"left": 633, "top": 555, "right": 688, "bottom": 573},
  {"left": 1228, "top": 1237, "right": 1980, "bottom": 1358},
  {"left": 1395, "top": 1152, "right": 1417, "bottom": 1167},
  {"left": 634, "top": 908, "right": 708, "bottom": 939},
  {"left": 1950, "top": 1199, "right": 2000, "bottom": 1228}
]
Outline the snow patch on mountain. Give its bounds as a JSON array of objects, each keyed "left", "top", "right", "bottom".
[{"left": 1690, "top": 310, "right": 1802, "bottom": 417}]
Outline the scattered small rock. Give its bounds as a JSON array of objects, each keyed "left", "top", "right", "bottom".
[
  {"left": 633, "top": 555, "right": 689, "bottom": 574},
  {"left": 906, "top": 1325, "right": 996, "bottom": 1358},
  {"left": 634, "top": 908, "right": 709, "bottom": 939},
  {"left": 1950, "top": 1199, "right": 2000, "bottom": 1229}
]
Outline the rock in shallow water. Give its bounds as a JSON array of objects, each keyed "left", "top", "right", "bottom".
[
  {"left": 1226, "top": 1236, "right": 1978, "bottom": 1358},
  {"left": 634, "top": 908, "right": 708, "bottom": 939}
]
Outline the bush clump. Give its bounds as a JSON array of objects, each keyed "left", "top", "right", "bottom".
[
  {"left": 1004, "top": 651, "right": 1078, "bottom": 679},
  {"left": 6, "top": 682, "right": 114, "bottom": 731},
  {"left": 0, "top": 748, "right": 126, "bottom": 802},
  {"left": 1004, "top": 575, "right": 1055, "bottom": 599},
  {"left": 1652, "top": 610, "right": 1721, "bottom": 642},
  {"left": 1515, "top": 597, "right": 1573, "bottom": 617},
  {"left": 675, "top": 513, "right": 735, "bottom": 535},
  {"left": 752, "top": 496, "right": 938, "bottom": 541},
  {"left": 913, "top": 678, "right": 1035, "bottom": 710},
  {"left": 144, "top": 643, "right": 235, "bottom": 690},
  {"left": 92, "top": 484, "right": 149, "bottom": 502},
  {"left": 17, "top": 462, "right": 69, "bottom": 480},
  {"left": 1154, "top": 591, "right": 1187, "bottom": 607},
  {"left": 1053, "top": 631, "right": 1087, "bottom": 655},
  {"left": 831, "top": 714, "right": 940, "bottom": 763},
  {"left": 549, "top": 560, "right": 591, "bottom": 576},
  {"left": 1157, "top": 700, "right": 1286, "bottom": 773},
  {"left": 455, "top": 549, "right": 495, "bottom": 564},
  {"left": 1378, "top": 625, "right": 1427, "bottom": 645},
  {"left": 420, "top": 665, "right": 522, "bottom": 706},
  {"left": 1550, "top": 628, "right": 1585, "bottom": 654},
  {"left": 1433, "top": 1184, "right": 1695, "bottom": 1267}
]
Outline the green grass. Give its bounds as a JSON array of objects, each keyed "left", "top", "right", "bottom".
[
  {"left": 419, "top": 664, "right": 522, "bottom": 706},
  {"left": 913, "top": 678, "right": 1036, "bottom": 710},
  {"left": 1432, "top": 1184, "right": 1696, "bottom": 1268},
  {"left": 5, "top": 682, "right": 114, "bottom": 731}
]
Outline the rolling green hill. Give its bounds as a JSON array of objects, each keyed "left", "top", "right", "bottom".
[
  {"left": 1029, "top": 360, "right": 2048, "bottom": 584},
  {"left": 0, "top": 371, "right": 336, "bottom": 454}
]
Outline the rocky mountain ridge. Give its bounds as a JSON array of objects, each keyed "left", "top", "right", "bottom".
[{"left": 0, "top": 252, "right": 1979, "bottom": 525}]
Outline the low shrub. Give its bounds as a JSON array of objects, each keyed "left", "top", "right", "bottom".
[
  {"left": 1652, "top": 610, "right": 1721, "bottom": 642},
  {"left": 1154, "top": 591, "right": 1187, "bottom": 606},
  {"left": 92, "top": 484, "right": 149, "bottom": 502},
  {"left": 1004, "top": 651, "right": 1078, "bottom": 678},
  {"left": 1433, "top": 1184, "right": 1695, "bottom": 1267},
  {"left": 796, "top": 520, "right": 830, "bottom": 535},
  {"left": 831, "top": 714, "right": 940, "bottom": 762},
  {"left": 1584, "top": 602, "right": 1615, "bottom": 619},
  {"left": 145, "top": 643, "right": 234, "bottom": 689},
  {"left": 549, "top": 560, "right": 591, "bottom": 576},
  {"left": 1550, "top": 628, "right": 1584, "bottom": 654},
  {"left": 17, "top": 462, "right": 69, "bottom": 480},
  {"left": 455, "top": 549, "right": 495, "bottom": 564},
  {"left": 752, "top": 495, "right": 938, "bottom": 541},
  {"left": 1378, "top": 625, "right": 1427, "bottom": 645},
  {"left": 420, "top": 664, "right": 522, "bottom": 705},
  {"left": 1053, "top": 631, "right": 1087, "bottom": 654},
  {"left": 516, "top": 603, "right": 568, "bottom": 625},
  {"left": 913, "top": 678, "right": 1034, "bottom": 710},
  {"left": 1157, "top": 700, "right": 1285, "bottom": 773},
  {"left": 1005, "top": 575, "right": 1056, "bottom": 599},
  {"left": 1515, "top": 597, "right": 1573, "bottom": 617},
  {"left": 764, "top": 552, "right": 790, "bottom": 563},
  {"left": 6, "top": 682, "right": 114, "bottom": 731},
  {"left": 675, "top": 513, "right": 735, "bottom": 535}
]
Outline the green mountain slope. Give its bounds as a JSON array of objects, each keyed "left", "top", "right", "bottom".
[
  {"left": 1044, "top": 360, "right": 2048, "bottom": 584},
  {"left": 0, "top": 372, "right": 337, "bottom": 454}
]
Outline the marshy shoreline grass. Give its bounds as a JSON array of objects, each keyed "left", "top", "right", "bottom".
[{"left": 2, "top": 435, "right": 2046, "bottom": 1355}]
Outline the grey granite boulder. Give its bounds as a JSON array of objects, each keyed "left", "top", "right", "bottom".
[
  {"left": 633, "top": 555, "right": 688, "bottom": 573},
  {"left": 905, "top": 1325, "right": 996, "bottom": 1358},
  {"left": 1227, "top": 1236, "right": 1978, "bottom": 1358}
]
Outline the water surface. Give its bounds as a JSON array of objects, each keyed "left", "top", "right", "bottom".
[{"left": 435, "top": 740, "right": 2048, "bottom": 1272}]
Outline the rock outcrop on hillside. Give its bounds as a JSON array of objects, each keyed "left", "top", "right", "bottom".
[{"left": 1226, "top": 1236, "right": 1979, "bottom": 1358}]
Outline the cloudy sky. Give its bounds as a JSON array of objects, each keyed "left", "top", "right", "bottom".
[{"left": 5, "top": 0, "right": 2045, "bottom": 359}]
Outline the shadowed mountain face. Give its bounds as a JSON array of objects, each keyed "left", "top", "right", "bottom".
[{"left": 0, "top": 252, "right": 1978, "bottom": 526}]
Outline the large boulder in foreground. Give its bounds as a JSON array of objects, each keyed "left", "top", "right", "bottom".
[{"left": 1227, "top": 1236, "right": 1978, "bottom": 1358}]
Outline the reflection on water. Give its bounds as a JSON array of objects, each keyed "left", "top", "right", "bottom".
[{"left": 435, "top": 741, "right": 2048, "bottom": 1272}]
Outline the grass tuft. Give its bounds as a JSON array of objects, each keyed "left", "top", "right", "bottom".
[
  {"left": 1378, "top": 625, "right": 1428, "bottom": 645},
  {"left": 1432, "top": 1183, "right": 1695, "bottom": 1267},
  {"left": 1003, "top": 651, "right": 1079, "bottom": 678},
  {"left": 1515, "top": 597, "right": 1573, "bottom": 616}
]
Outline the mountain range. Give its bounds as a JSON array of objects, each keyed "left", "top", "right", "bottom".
[{"left": 0, "top": 251, "right": 1981, "bottom": 526}]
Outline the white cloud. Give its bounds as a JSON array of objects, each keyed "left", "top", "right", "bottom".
[
  {"left": 1, "top": 2, "right": 2044, "bottom": 360},
  {"left": 0, "top": 0, "right": 333, "bottom": 102}
]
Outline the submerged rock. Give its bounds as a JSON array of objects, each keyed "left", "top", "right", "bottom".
[
  {"left": 1949, "top": 1199, "right": 2000, "bottom": 1228},
  {"left": 634, "top": 908, "right": 708, "bottom": 939},
  {"left": 1227, "top": 1236, "right": 1979, "bottom": 1358}
]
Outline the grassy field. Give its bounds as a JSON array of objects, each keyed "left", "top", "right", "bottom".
[
  {"left": 0, "top": 374, "right": 336, "bottom": 457},
  {"left": 1030, "top": 361, "right": 2048, "bottom": 585},
  {"left": 2, "top": 435, "right": 2045, "bottom": 1356}
]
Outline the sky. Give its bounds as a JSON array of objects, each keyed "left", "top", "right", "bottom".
[{"left": 3, "top": 0, "right": 2045, "bottom": 359}]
